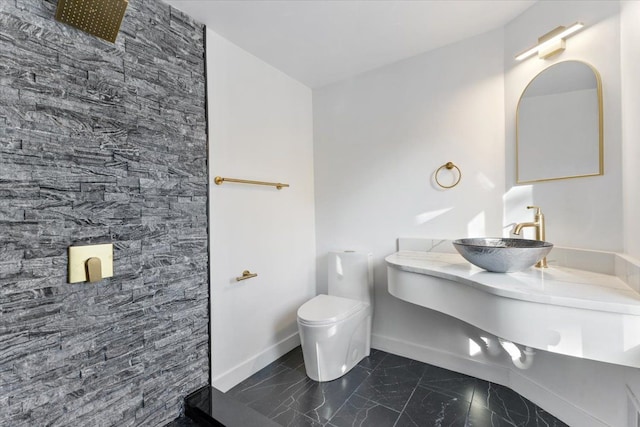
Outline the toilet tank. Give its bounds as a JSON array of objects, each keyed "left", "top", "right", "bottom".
[{"left": 327, "top": 251, "right": 373, "bottom": 304}]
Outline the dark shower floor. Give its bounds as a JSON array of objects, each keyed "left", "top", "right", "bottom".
[{"left": 169, "top": 346, "right": 568, "bottom": 426}]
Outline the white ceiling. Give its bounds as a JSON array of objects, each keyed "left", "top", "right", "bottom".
[{"left": 165, "top": 0, "right": 536, "bottom": 88}]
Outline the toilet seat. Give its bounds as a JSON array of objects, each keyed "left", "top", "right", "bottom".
[{"left": 297, "top": 294, "right": 367, "bottom": 326}]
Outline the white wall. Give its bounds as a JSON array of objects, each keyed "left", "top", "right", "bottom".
[
  {"left": 621, "top": 0, "right": 640, "bottom": 260},
  {"left": 313, "top": 27, "right": 506, "bottom": 373},
  {"left": 207, "top": 29, "right": 316, "bottom": 391},
  {"left": 314, "top": 26, "right": 506, "bottom": 286},
  {"left": 504, "top": 1, "right": 623, "bottom": 251}
]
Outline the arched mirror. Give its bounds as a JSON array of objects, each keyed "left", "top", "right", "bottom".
[{"left": 516, "top": 61, "right": 603, "bottom": 184}]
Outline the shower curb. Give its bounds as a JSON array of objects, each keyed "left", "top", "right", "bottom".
[{"left": 184, "top": 386, "right": 280, "bottom": 427}]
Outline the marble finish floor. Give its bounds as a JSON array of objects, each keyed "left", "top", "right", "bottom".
[
  {"left": 164, "top": 417, "right": 201, "bottom": 427},
  {"left": 222, "top": 346, "right": 567, "bottom": 427}
]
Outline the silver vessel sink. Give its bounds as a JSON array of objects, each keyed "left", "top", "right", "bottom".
[{"left": 452, "top": 238, "right": 553, "bottom": 273}]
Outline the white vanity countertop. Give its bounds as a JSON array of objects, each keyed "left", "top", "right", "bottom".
[{"left": 386, "top": 250, "right": 640, "bottom": 315}]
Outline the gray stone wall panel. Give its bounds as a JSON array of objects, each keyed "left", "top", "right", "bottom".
[{"left": 0, "top": 0, "right": 209, "bottom": 425}]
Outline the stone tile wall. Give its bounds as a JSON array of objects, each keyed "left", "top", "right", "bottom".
[{"left": 0, "top": 0, "right": 209, "bottom": 425}]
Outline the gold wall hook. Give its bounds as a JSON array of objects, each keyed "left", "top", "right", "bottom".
[
  {"left": 435, "top": 162, "right": 462, "bottom": 189},
  {"left": 236, "top": 270, "right": 258, "bottom": 282},
  {"left": 86, "top": 257, "right": 103, "bottom": 282},
  {"left": 68, "top": 243, "right": 113, "bottom": 283}
]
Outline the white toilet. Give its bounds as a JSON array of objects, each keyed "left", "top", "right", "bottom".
[{"left": 297, "top": 251, "right": 373, "bottom": 382}]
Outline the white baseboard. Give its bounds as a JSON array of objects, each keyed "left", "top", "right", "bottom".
[
  {"left": 509, "top": 371, "right": 608, "bottom": 427},
  {"left": 372, "top": 333, "right": 607, "bottom": 427},
  {"left": 372, "top": 333, "right": 510, "bottom": 385},
  {"left": 626, "top": 384, "right": 640, "bottom": 427},
  {"left": 212, "top": 332, "right": 301, "bottom": 392}
]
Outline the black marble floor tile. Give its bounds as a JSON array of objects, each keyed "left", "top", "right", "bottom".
[
  {"left": 283, "top": 365, "right": 371, "bottom": 424},
  {"left": 227, "top": 363, "right": 308, "bottom": 414},
  {"left": 396, "top": 384, "right": 470, "bottom": 426},
  {"left": 467, "top": 402, "right": 521, "bottom": 427},
  {"left": 185, "top": 386, "right": 279, "bottom": 427},
  {"left": 228, "top": 362, "right": 295, "bottom": 402},
  {"left": 420, "top": 363, "right": 476, "bottom": 383},
  {"left": 278, "top": 346, "right": 306, "bottom": 372},
  {"left": 270, "top": 402, "right": 324, "bottom": 427},
  {"left": 353, "top": 353, "right": 425, "bottom": 412},
  {"left": 419, "top": 364, "right": 477, "bottom": 403},
  {"left": 358, "top": 348, "right": 387, "bottom": 371},
  {"left": 208, "top": 347, "right": 568, "bottom": 427},
  {"left": 376, "top": 353, "right": 429, "bottom": 379},
  {"left": 163, "top": 416, "right": 200, "bottom": 427},
  {"left": 532, "top": 407, "right": 570, "bottom": 427},
  {"left": 328, "top": 393, "right": 400, "bottom": 427},
  {"left": 472, "top": 380, "right": 537, "bottom": 423}
]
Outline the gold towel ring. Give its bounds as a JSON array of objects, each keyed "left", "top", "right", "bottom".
[{"left": 435, "top": 162, "right": 461, "bottom": 189}]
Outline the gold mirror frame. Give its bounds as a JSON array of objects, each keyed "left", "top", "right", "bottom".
[{"left": 516, "top": 60, "right": 604, "bottom": 184}]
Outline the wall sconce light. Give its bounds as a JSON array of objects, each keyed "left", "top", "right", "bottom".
[{"left": 515, "top": 22, "right": 584, "bottom": 61}]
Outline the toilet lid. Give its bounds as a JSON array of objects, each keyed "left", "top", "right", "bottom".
[{"left": 297, "top": 294, "right": 367, "bottom": 325}]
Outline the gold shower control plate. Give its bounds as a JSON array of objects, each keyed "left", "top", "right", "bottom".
[
  {"left": 68, "top": 243, "right": 113, "bottom": 283},
  {"left": 55, "top": 0, "right": 129, "bottom": 43}
]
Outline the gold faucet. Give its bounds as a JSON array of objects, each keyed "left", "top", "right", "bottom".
[{"left": 513, "top": 205, "right": 548, "bottom": 268}]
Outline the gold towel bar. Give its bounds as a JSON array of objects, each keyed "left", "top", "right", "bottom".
[
  {"left": 214, "top": 176, "right": 289, "bottom": 190},
  {"left": 236, "top": 270, "right": 258, "bottom": 282},
  {"left": 435, "top": 162, "right": 462, "bottom": 189}
]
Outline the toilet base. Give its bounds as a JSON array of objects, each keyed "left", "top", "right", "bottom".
[{"left": 298, "top": 309, "right": 372, "bottom": 382}]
